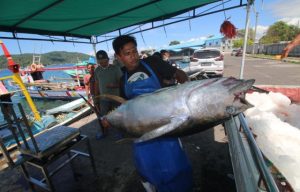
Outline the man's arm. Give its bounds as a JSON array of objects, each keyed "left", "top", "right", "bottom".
[
  {"left": 281, "top": 34, "right": 300, "bottom": 59},
  {"left": 147, "top": 56, "right": 189, "bottom": 84},
  {"left": 174, "top": 68, "right": 189, "bottom": 84}
]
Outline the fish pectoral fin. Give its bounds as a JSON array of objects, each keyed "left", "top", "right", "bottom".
[{"left": 135, "top": 116, "right": 188, "bottom": 143}]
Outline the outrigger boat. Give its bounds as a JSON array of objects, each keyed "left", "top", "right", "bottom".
[
  {"left": 23, "top": 82, "right": 87, "bottom": 100},
  {"left": 12, "top": 54, "right": 93, "bottom": 100},
  {"left": 17, "top": 65, "right": 89, "bottom": 100},
  {"left": 0, "top": 41, "right": 92, "bottom": 163}
]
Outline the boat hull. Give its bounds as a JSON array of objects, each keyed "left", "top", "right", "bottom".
[{"left": 28, "top": 89, "right": 87, "bottom": 100}]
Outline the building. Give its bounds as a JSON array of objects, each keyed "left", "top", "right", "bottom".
[{"left": 204, "top": 35, "right": 234, "bottom": 52}]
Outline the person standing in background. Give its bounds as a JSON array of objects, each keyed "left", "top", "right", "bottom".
[
  {"left": 30, "top": 63, "right": 48, "bottom": 83},
  {"left": 160, "top": 49, "right": 171, "bottom": 63},
  {"left": 0, "top": 80, "right": 13, "bottom": 117},
  {"left": 83, "top": 63, "right": 95, "bottom": 101},
  {"left": 94, "top": 50, "right": 122, "bottom": 139}
]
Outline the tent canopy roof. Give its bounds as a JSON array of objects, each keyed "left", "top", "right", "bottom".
[{"left": 0, "top": 0, "right": 246, "bottom": 43}]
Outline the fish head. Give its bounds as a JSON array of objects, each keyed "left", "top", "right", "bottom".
[{"left": 226, "top": 78, "right": 255, "bottom": 114}]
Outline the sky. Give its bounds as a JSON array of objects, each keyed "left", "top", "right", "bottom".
[{"left": 1, "top": 0, "right": 300, "bottom": 57}]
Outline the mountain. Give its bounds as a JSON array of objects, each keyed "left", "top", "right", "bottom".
[{"left": 0, "top": 51, "right": 90, "bottom": 69}]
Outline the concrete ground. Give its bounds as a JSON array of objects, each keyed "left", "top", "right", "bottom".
[{"left": 0, "top": 112, "right": 235, "bottom": 192}]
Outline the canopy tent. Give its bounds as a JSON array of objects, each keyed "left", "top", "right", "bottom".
[{"left": 0, "top": 0, "right": 247, "bottom": 44}]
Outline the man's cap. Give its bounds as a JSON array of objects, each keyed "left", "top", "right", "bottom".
[
  {"left": 96, "top": 50, "right": 109, "bottom": 60},
  {"left": 160, "top": 49, "right": 169, "bottom": 54}
]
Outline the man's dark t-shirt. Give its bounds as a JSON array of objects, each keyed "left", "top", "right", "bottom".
[
  {"left": 31, "top": 71, "right": 44, "bottom": 81},
  {"left": 120, "top": 56, "right": 177, "bottom": 99}
]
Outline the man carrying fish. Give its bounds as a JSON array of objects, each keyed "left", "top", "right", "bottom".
[
  {"left": 111, "top": 35, "right": 193, "bottom": 192},
  {"left": 101, "top": 35, "right": 255, "bottom": 191}
]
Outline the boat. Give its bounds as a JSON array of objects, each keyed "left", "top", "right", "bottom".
[
  {"left": 23, "top": 82, "right": 87, "bottom": 100},
  {"left": 12, "top": 79, "right": 88, "bottom": 100},
  {"left": 64, "top": 56, "right": 96, "bottom": 79},
  {"left": 17, "top": 56, "right": 90, "bottom": 100},
  {"left": 18, "top": 54, "right": 95, "bottom": 99},
  {"left": 0, "top": 41, "right": 92, "bottom": 159}
]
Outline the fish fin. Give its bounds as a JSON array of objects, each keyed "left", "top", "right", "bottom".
[{"left": 135, "top": 116, "right": 188, "bottom": 143}]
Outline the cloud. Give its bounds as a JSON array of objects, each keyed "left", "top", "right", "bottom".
[
  {"left": 182, "top": 36, "right": 207, "bottom": 43},
  {"left": 139, "top": 46, "right": 155, "bottom": 51},
  {"left": 280, "top": 17, "right": 300, "bottom": 26},
  {"left": 268, "top": 0, "right": 300, "bottom": 18},
  {"left": 87, "top": 49, "right": 115, "bottom": 58},
  {"left": 256, "top": 25, "right": 269, "bottom": 39},
  {"left": 88, "top": 51, "right": 95, "bottom": 56}
]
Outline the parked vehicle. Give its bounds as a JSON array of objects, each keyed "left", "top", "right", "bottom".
[
  {"left": 235, "top": 49, "right": 243, "bottom": 56},
  {"left": 189, "top": 48, "right": 224, "bottom": 76},
  {"left": 231, "top": 49, "right": 239, "bottom": 56},
  {"left": 181, "top": 56, "right": 190, "bottom": 63}
]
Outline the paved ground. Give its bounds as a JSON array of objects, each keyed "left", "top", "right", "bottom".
[
  {"left": 1, "top": 55, "right": 299, "bottom": 192},
  {"left": 224, "top": 55, "right": 300, "bottom": 85}
]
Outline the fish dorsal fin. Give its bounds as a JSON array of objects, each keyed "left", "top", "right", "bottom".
[{"left": 135, "top": 116, "right": 188, "bottom": 143}]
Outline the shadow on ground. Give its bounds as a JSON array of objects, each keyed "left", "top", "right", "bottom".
[{"left": 0, "top": 114, "right": 236, "bottom": 192}]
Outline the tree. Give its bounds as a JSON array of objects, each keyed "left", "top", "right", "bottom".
[
  {"left": 0, "top": 52, "right": 89, "bottom": 69},
  {"left": 259, "top": 21, "right": 300, "bottom": 44},
  {"left": 232, "top": 39, "right": 253, "bottom": 48},
  {"left": 237, "top": 29, "right": 255, "bottom": 41},
  {"left": 169, "top": 41, "right": 180, "bottom": 46}
]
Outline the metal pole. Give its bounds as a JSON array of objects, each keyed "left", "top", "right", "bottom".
[
  {"left": 238, "top": 114, "right": 279, "bottom": 192},
  {"left": 252, "top": 12, "right": 259, "bottom": 54},
  {"left": 92, "top": 36, "right": 97, "bottom": 57},
  {"left": 239, "top": 1, "right": 251, "bottom": 79}
]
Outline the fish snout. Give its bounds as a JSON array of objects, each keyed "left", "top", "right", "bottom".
[{"left": 228, "top": 79, "right": 255, "bottom": 114}]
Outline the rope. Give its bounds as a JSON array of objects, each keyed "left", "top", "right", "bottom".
[
  {"left": 139, "top": 26, "right": 147, "bottom": 47},
  {"left": 222, "top": 0, "right": 227, "bottom": 20},
  {"left": 104, "top": 35, "right": 110, "bottom": 52},
  {"left": 163, "top": 20, "right": 168, "bottom": 38},
  {"left": 188, "top": 11, "right": 192, "bottom": 31}
]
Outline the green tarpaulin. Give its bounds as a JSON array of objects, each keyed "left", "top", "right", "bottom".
[{"left": 0, "top": 0, "right": 246, "bottom": 42}]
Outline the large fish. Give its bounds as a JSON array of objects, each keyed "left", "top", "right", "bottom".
[{"left": 106, "top": 77, "right": 255, "bottom": 142}]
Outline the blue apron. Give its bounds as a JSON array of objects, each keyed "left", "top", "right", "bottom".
[
  {"left": 124, "top": 60, "right": 192, "bottom": 192},
  {"left": 124, "top": 60, "right": 161, "bottom": 99}
]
